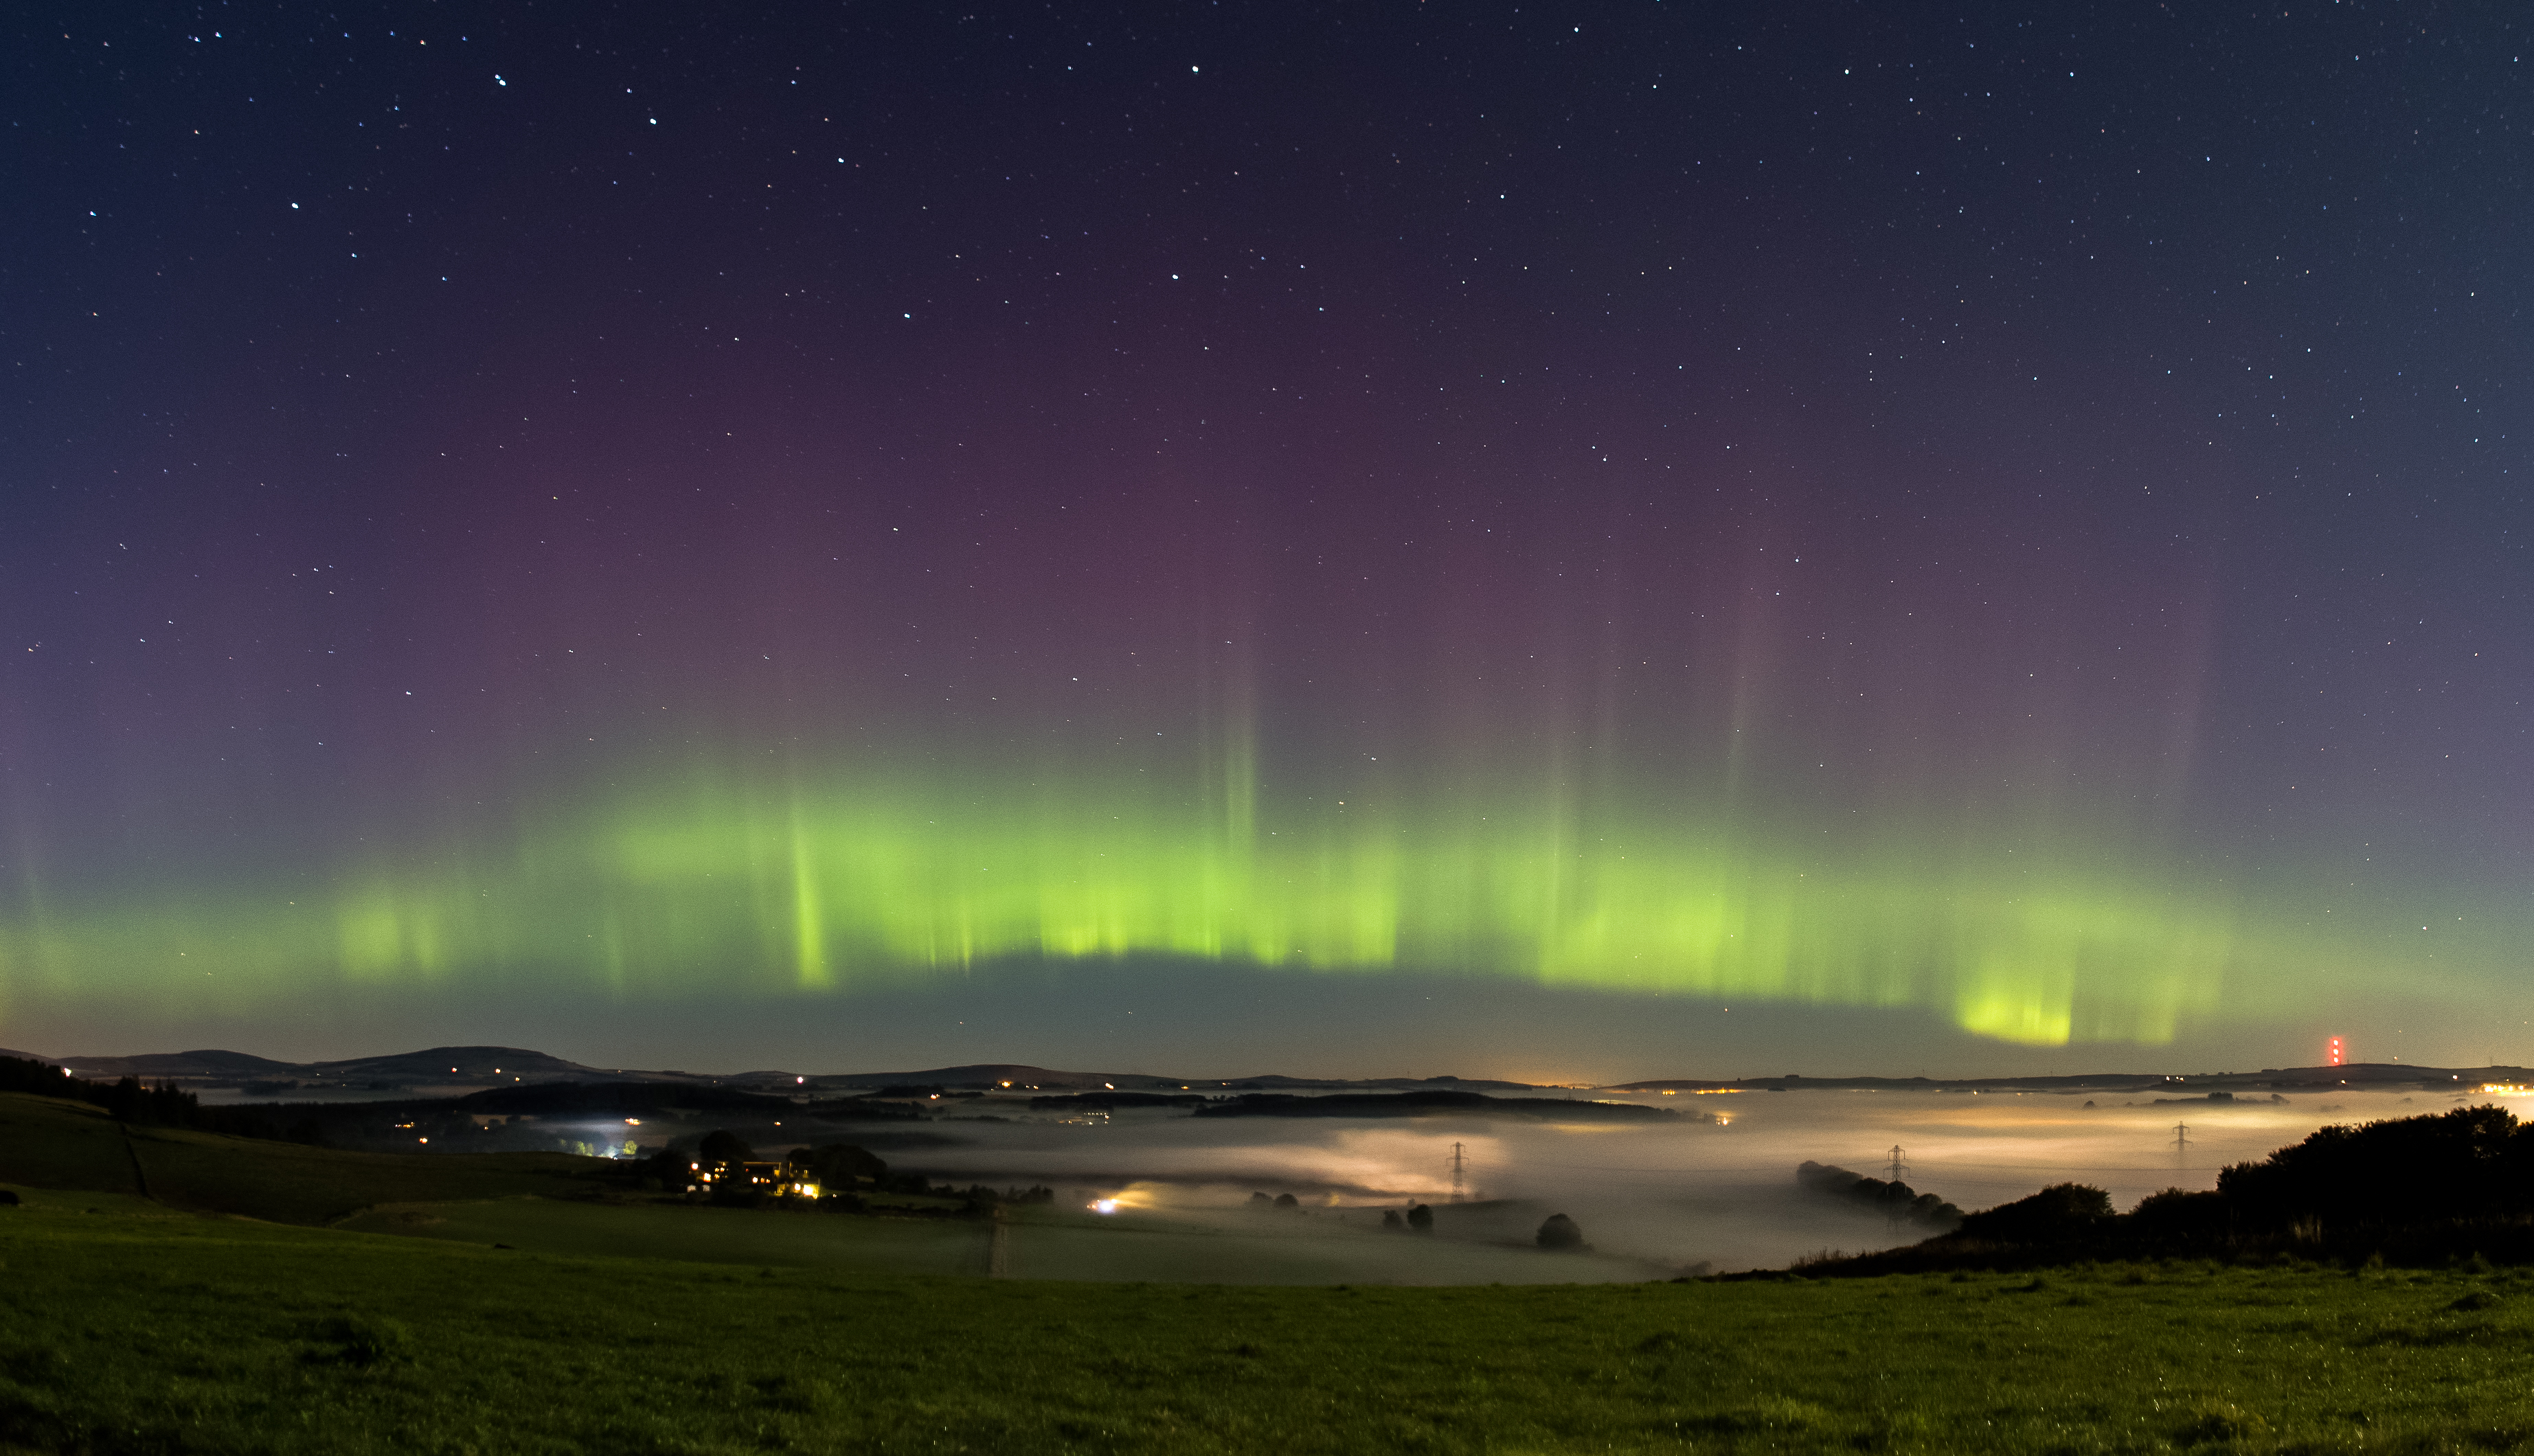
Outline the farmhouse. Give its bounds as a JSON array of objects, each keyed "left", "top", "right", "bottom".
[{"left": 687, "top": 1159, "right": 820, "bottom": 1200}]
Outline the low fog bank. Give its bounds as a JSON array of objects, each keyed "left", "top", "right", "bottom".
[
  {"left": 488, "top": 1084, "right": 2486, "bottom": 1281},
  {"left": 847, "top": 1087, "right": 2471, "bottom": 1276}
]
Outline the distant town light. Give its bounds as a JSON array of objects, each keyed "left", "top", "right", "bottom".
[{"left": 1090, "top": 1199, "right": 1119, "bottom": 1215}]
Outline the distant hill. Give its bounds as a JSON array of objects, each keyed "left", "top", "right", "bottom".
[
  {"left": 49, "top": 1049, "right": 301, "bottom": 1079},
  {"left": 1605, "top": 1062, "right": 2531, "bottom": 1095},
  {"left": 308, "top": 1046, "right": 605, "bottom": 1080},
  {"left": 25, "top": 1048, "right": 1546, "bottom": 1097},
  {"left": 36, "top": 1045, "right": 2513, "bottom": 1103},
  {"left": 1193, "top": 1091, "right": 1685, "bottom": 1122},
  {"left": 46, "top": 1044, "right": 635, "bottom": 1095},
  {"left": 809, "top": 1065, "right": 1542, "bottom": 1092}
]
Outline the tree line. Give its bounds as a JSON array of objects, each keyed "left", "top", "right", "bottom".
[{"left": 1765, "top": 1104, "right": 2534, "bottom": 1277}]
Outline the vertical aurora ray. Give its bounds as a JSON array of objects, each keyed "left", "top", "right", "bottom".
[{"left": 0, "top": 728, "right": 2487, "bottom": 1047}]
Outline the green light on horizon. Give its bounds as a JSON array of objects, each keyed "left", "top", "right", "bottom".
[{"left": 0, "top": 741, "right": 2370, "bottom": 1046}]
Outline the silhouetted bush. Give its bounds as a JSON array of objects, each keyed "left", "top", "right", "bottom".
[
  {"left": 1406, "top": 1203, "right": 1434, "bottom": 1233},
  {"left": 1536, "top": 1213, "right": 1585, "bottom": 1250},
  {"left": 1954, "top": 1183, "right": 2114, "bottom": 1244},
  {"left": 1760, "top": 1106, "right": 2534, "bottom": 1279},
  {"left": 1272, "top": 1192, "right": 1300, "bottom": 1212},
  {"left": 1795, "top": 1160, "right": 1963, "bottom": 1230},
  {"left": 2219, "top": 1104, "right": 2527, "bottom": 1229},
  {"left": 2130, "top": 1187, "right": 2230, "bottom": 1241}
]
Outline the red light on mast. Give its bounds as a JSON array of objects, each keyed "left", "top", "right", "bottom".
[{"left": 2328, "top": 1037, "right": 2344, "bottom": 1067}]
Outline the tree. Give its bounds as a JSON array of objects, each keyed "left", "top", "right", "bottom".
[
  {"left": 1536, "top": 1213, "right": 1585, "bottom": 1250},
  {"left": 1272, "top": 1192, "right": 1300, "bottom": 1212},
  {"left": 1405, "top": 1203, "right": 1434, "bottom": 1233},
  {"left": 1955, "top": 1183, "right": 2112, "bottom": 1244},
  {"left": 1381, "top": 1209, "right": 1405, "bottom": 1231},
  {"left": 788, "top": 1143, "right": 887, "bottom": 1187},
  {"left": 697, "top": 1129, "right": 754, "bottom": 1163}
]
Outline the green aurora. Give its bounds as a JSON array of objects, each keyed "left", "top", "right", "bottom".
[{"left": 1, "top": 738, "right": 2478, "bottom": 1047}]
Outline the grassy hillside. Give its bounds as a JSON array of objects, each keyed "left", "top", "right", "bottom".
[
  {"left": 0, "top": 1091, "right": 615, "bottom": 1223},
  {"left": 339, "top": 1198, "right": 993, "bottom": 1275},
  {"left": 11, "top": 1087, "right": 2534, "bottom": 1451},
  {"left": 6, "top": 1186, "right": 2534, "bottom": 1453}
]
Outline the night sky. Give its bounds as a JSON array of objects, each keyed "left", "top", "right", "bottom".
[{"left": 4, "top": 2, "right": 2527, "bottom": 1078}]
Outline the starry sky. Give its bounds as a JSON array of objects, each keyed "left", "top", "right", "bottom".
[{"left": 2, "top": 1, "right": 2527, "bottom": 1078}]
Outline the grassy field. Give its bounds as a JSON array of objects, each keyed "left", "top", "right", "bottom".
[
  {"left": 8, "top": 1183, "right": 2534, "bottom": 1453},
  {"left": 338, "top": 1197, "right": 993, "bottom": 1275},
  {"left": 11, "top": 1090, "right": 2534, "bottom": 1453},
  {"left": 0, "top": 1091, "right": 614, "bottom": 1224}
]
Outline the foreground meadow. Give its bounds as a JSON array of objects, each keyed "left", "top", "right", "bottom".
[{"left": 4, "top": 1184, "right": 2532, "bottom": 1455}]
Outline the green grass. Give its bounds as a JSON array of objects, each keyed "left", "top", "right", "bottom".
[
  {"left": 8, "top": 1184, "right": 2534, "bottom": 1454},
  {"left": 338, "top": 1198, "right": 991, "bottom": 1275}
]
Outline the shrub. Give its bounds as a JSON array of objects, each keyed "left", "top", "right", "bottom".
[
  {"left": 1537, "top": 1214, "right": 1585, "bottom": 1250},
  {"left": 1954, "top": 1183, "right": 2113, "bottom": 1244}
]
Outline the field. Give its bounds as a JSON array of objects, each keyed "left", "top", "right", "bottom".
[
  {"left": 10, "top": 1090, "right": 2534, "bottom": 1453},
  {"left": 0, "top": 1091, "right": 611, "bottom": 1223}
]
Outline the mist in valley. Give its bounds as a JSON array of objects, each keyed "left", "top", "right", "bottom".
[{"left": 623, "top": 1085, "right": 2481, "bottom": 1283}]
